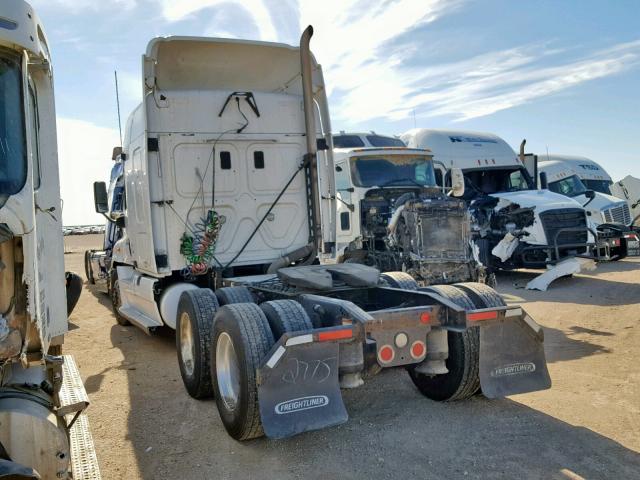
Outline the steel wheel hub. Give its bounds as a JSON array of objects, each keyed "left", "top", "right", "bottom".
[
  {"left": 216, "top": 332, "right": 241, "bottom": 411},
  {"left": 179, "top": 312, "right": 195, "bottom": 377}
]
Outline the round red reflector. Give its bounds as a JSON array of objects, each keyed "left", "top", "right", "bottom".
[
  {"left": 411, "top": 341, "right": 425, "bottom": 359},
  {"left": 378, "top": 345, "right": 394, "bottom": 363},
  {"left": 420, "top": 312, "right": 430, "bottom": 324}
]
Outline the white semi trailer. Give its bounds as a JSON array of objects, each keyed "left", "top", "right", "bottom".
[
  {"left": 402, "top": 129, "right": 596, "bottom": 271},
  {"left": 0, "top": 1, "right": 99, "bottom": 478},
  {"left": 93, "top": 30, "right": 551, "bottom": 441}
]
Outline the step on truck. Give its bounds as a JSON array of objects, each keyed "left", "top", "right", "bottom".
[
  {"left": 92, "top": 28, "right": 551, "bottom": 440},
  {"left": 329, "top": 133, "right": 488, "bottom": 286},
  {"left": 0, "top": 1, "right": 100, "bottom": 478}
]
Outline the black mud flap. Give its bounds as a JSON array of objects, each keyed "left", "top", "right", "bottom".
[
  {"left": 479, "top": 315, "right": 551, "bottom": 398},
  {"left": 257, "top": 341, "right": 347, "bottom": 439}
]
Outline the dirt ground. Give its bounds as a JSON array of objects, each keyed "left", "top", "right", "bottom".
[{"left": 64, "top": 234, "right": 640, "bottom": 480}]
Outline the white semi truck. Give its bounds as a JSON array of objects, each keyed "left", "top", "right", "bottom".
[
  {"left": 401, "top": 129, "right": 596, "bottom": 271},
  {"left": 0, "top": 1, "right": 100, "bottom": 478},
  {"left": 92, "top": 30, "right": 551, "bottom": 441},
  {"left": 537, "top": 156, "right": 639, "bottom": 259}
]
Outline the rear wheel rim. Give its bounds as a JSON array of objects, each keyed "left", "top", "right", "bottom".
[
  {"left": 216, "top": 332, "right": 241, "bottom": 411},
  {"left": 179, "top": 312, "right": 195, "bottom": 377}
]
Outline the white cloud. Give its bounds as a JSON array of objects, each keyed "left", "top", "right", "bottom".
[
  {"left": 31, "top": 0, "right": 137, "bottom": 13},
  {"left": 57, "top": 118, "right": 119, "bottom": 226},
  {"left": 398, "top": 39, "right": 640, "bottom": 122},
  {"left": 157, "top": 0, "right": 278, "bottom": 41}
]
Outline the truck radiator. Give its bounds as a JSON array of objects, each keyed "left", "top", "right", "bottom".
[
  {"left": 539, "top": 208, "right": 588, "bottom": 245},
  {"left": 406, "top": 203, "right": 470, "bottom": 261}
]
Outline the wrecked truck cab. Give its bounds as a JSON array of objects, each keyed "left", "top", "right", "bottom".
[
  {"left": 331, "top": 141, "right": 485, "bottom": 285},
  {"left": 401, "top": 129, "right": 596, "bottom": 271}
]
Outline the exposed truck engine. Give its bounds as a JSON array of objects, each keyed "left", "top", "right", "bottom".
[{"left": 333, "top": 144, "right": 484, "bottom": 285}]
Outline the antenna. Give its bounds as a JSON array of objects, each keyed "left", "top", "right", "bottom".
[
  {"left": 412, "top": 109, "right": 417, "bottom": 129},
  {"left": 546, "top": 145, "right": 550, "bottom": 161},
  {"left": 114, "top": 70, "right": 123, "bottom": 146}
]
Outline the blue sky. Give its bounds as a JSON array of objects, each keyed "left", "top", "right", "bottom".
[{"left": 30, "top": 0, "right": 640, "bottom": 225}]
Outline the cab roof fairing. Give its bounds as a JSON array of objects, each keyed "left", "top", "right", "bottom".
[
  {"left": 333, "top": 147, "right": 433, "bottom": 161},
  {"left": 400, "top": 128, "right": 520, "bottom": 170},
  {"left": 142, "top": 36, "right": 327, "bottom": 98},
  {"left": 0, "top": 0, "right": 52, "bottom": 66}
]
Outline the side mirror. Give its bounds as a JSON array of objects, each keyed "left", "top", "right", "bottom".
[
  {"left": 112, "top": 146, "right": 123, "bottom": 160},
  {"left": 450, "top": 167, "right": 465, "bottom": 197},
  {"left": 539, "top": 172, "right": 548, "bottom": 190},
  {"left": 93, "top": 182, "right": 108, "bottom": 214},
  {"left": 582, "top": 189, "right": 596, "bottom": 207}
]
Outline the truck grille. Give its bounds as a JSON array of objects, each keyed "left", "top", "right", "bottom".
[
  {"left": 603, "top": 203, "right": 631, "bottom": 225},
  {"left": 539, "top": 208, "right": 588, "bottom": 246}
]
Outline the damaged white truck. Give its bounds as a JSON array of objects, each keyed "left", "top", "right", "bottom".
[
  {"left": 0, "top": 1, "right": 99, "bottom": 478},
  {"left": 92, "top": 30, "right": 551, "bottom": 441},
  {"left": 331, "top": 134, "right": 487, "bottom": 286},
  {"left": 402, "top": 129, "right": 596, "bottom": 273}
]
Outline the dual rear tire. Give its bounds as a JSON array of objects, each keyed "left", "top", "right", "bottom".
[
  {"left": 408, "top": 282, "right": 506, "bottom": 402},
  {"left": 176, "top": 290, "right": 312, "bottom": 440}
]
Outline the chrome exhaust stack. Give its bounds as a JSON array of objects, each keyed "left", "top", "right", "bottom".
[{"left": 300, "top": 25, "right": 322, "bottom": 256}]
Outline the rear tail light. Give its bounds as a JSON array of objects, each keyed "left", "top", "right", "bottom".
[
  {"left": 410, "top": 340, "right": 426, "bottom": 360},
  {"left": 420, "top": 312, "right": 430, "bottom": 324},
  {"left": 378, "top": 345, "right": 395, "bottom": 364}
]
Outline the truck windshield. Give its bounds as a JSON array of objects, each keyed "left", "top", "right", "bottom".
[
  {"left": 548, "top": 175, "right": 587, "bottom": 197},
  {"left": 581, "top": 179, "right": 612, "bottom": 195},
  {"left": 463, "top": 167, "right": 534, "bottom": 195},
  {"left": 0, "top": 53, "right": 26, "bottom": 195},
  {"left": 350, "top": 154, "right": 436, "bottom": 188}
]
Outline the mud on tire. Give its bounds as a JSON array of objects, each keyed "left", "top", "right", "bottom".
[
  {"left": 211, "top": 303, "right": 275, "bottom": 441},
  {"left": 408, "top": 284, "right": 480, "bottom": 401},
  {"left": 176, "top": 289, "right": 220, "bottom": 399}
]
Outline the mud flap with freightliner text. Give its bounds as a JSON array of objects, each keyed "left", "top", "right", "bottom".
[
  {"left": 478, "top": 310, "right": 551, "bottom": 398},
  {"left": 257, "top": 338, "right": 347, "bottom": 439}
]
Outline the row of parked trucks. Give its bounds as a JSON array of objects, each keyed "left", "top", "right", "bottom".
[
  {"left": 0, "top": 0, "right": 633, "bottom": 475},
  {"left": 85, "top": 23, "right": 640, "bottom": 446}
]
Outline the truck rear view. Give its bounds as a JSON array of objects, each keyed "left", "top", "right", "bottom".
[{"left": 95, "top": 29, "right": 551, "bottom": 442}]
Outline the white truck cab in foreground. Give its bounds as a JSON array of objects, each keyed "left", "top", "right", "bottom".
[
  {"left": 0, "top": 1, "right": 99, "bottom": 477},
  {"left": 401, "top": 129, "right": 595, "bottom": 270}
]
